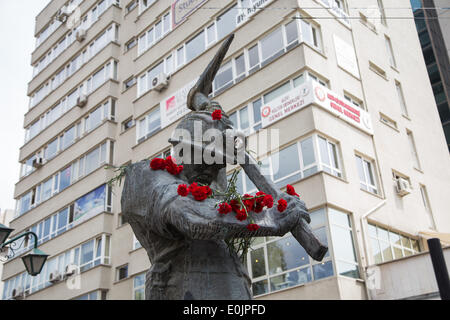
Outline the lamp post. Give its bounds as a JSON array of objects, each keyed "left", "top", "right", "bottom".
[{"left": 0, "top": 224, "right": 49, "bottom": 276}]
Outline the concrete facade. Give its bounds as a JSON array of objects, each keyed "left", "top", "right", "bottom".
[{"left": 2, "top": 0, "right": 450, "bottom": 300}]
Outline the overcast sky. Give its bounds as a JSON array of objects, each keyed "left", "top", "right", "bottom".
[{"left": 0, "top": 0, "right": 50, "bottom": 212}]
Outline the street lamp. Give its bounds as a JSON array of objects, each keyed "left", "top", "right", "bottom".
[{"left": 0, "top": 225, "right": 49, "bottom": 277}]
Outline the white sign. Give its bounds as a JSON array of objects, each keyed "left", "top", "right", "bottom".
[
  {"left": 261, "top": 80, "right": 374, "bottom": 135},
  {"left": 160, "top": 78, "right": 198, "bottom": 129},
  {"left": 261, "top": 83, "right": 314, "bottom": 128},
  {"left": 333, "top": 35, "right": 360, "bottom": 78},
  {"left": 236, "top": 0, "right": 275, "bottom": 26},
  {"left": 172, "top": 0, "right": 208, "bottom": 29},
  {"left": 311, "top": 80, "right": 373, "bottom": 134}
]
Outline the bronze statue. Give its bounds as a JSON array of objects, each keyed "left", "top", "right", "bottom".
[{"left": 121, "top": 34, "right": 327, "bottom": 300}]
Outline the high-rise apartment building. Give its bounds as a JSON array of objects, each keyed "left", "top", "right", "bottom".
[
  {"left": 411, "top": 0, "right": 450, "bottom": 152},
  {"left": 2, "top": 0, "right": 450, "bottom": 300}
]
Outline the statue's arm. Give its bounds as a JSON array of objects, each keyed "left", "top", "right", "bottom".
[{"left": 121, "top": 161, "right": 300, "bottom": 241}]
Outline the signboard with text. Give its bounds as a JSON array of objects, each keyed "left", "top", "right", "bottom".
[
  {"left": 172, "top": 0, "right": 208, "bottom": 29},
  {"left": 160, "top": 78, "right": 198, "bottom": 129},
  {"left": 236, "top": 0, "right": 275, "bottom": 26},
  {"left": 261, "top": 80, "right": 374, "bottom": 135}
]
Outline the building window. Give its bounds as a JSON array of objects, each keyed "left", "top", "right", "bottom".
[
  {"left": 133, "top": 234, "right": 142, "bottom": 250},
  {"left": 74, "top": 290, "right": 107, "bottom": 300},
  {"left": 379, "top": 113, "right": 398, "bottom": 130},
  {"left": 116, "top": 265, "right": 129, "bottom": 281},
  {"left": 385, "top": 36, "right": 397, "bottom": 68},
  {"left": 377, "top": 0, "right": 387, "bottom": 26},
  {"left": 248, "top": 208, "right": 336, "bottom": 296},
  {"left": 3, "top": 234, "right": 111, "bottom": 299},
  {"left": 229, "top": 134, "right": 342, "bottom": 194},
  {"left": 368, "top": 224, "right": 420, "bottom": 264},
  {"left": 395, "top": 81, "right": 409, "bottom": 117},
  {"left": 355, "top": 155, "right": 378, "bottom": 195},
  {"left": 124, "top": 77, "right": 136, "bottom": 90},
  {"left": 329, "top": 208, "right": 359, "bottom": 278},
  {"left": 419, "top": 185, "right": 436, "bottom": 230},
  {"left": 137, "top": 57, "right": 173, "bottom": 96},
  {"left": 137, "top": 108, "right": 161, "bottom": 143},
  {"left": 139, "top": 0, "right": 156, "bottom": 14},
  {"left": 138, "top": 10, "right": 172, "bottom": 55},
  {"left": 126, "top": 38, "right": 137, "bottom": 51},
  {"left": 344, "top": 93, "right": 363, "bottom": 110},
  {"left": 133, "top": 273, "right": 146, "bottom": 300},
  {"left": 227, "top": 72, "right": 327, "bottom": 134},
  {"left": 122, "top": 118, "right": 135, "bottom": 132},
  {"left": 126, "top": 0, "right": 138, "bottom": 13},
  {"left": 406, "top": 130, "right": 421, "bottom": 169}
]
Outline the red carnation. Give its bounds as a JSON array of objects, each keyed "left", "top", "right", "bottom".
[
  {"left": 277, "top": 199, "right": 288, "bottom": 213},
  {"left": 218, "top": 203, "right": 232, "bottom": 215},
  {"left": 165, "top": 156, "right": 183, "bottom": 175},
  {"left": 235, "top": 210, "right": 248, "bottom": 221},
  {"left": 246, "top": 224, "right": 260, "bottom": 232},
  {"left": 255, "top": 191, "right": 266, "bottom": 204},
  {"left": 243, "top": 194, "right": 255, "bottom": 212},
  {"left": 286, "top": 184, "right": 300, "bottom": 197},
  {"left": 177, "top": 184, "right": 189, "bottom": 197},
  {"left": 212, "top": 109, "right": 222, "bottom": 121},
  {"left": 254, "top": 202, "right": 264, "bottom": 213},
  {"left": 263, "top": 194, "right": 274, "bottom": 209},
  {"left": 230, "top": 199, "right": 241, "bottom": 213},
  {"left": 192, "top": 185, "right": 210, "bottom": 201},
  {"left": 188, "top": 183, "right": 199, "bottom": 194},
  {"left": 150, "top": 158, "right": 166, "bottom": 170}
]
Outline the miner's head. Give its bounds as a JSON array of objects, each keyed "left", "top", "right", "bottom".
[{"left": 169, "top": 101, "right": 244, "bottom": 186}]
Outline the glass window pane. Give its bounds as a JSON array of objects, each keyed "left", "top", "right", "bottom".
[
  {"left": 336, "top": 261, "right": 359, "bottom": 279},
  {"left": 267, "top": 236, "right": 309, "bottom": 275},
  {"left": 59, "top": 166, "right": 72, "bottom": 192},
  {"left": 239, "top": 107, "right": 249, "bottom": 130},
  {"left": 312, "top": 260, "right": 333, "bottom": 280},
  {"left": 216, "top": 5, "right": 237, "bottom": 39},
  {"left": 380, "top": 241, "right": 393, "bottom": 262},
  {"left": 252, "top": 279, "right": 268, "bottom": 296},
  {"left": 285, "top": 20, "right": 299, "bottom": 44},
  {"left": 263, "top": 81, "right": 291, "bottom": 104},
  {"left": 85, "top": 147, "right": 100, "bottom": 175},
  {"left": 300, "top": 137, "right": 315, "bottom": 167},
  {"left": 329, "top": 208, "right": 350, "bottom": 227},
  {"left": 270, "top": 267, "right": 311, "bottom": 292},
  {"left": 318, "top": 137, "right": 330, "bottom": 166},
  {"left": 309, "top": 208, "right": 326, "bottom": 229},
  {"left": 293, "top": 74, "right": 305, "bottom": 87},
  {"left": 260, "top": 27, "right": 284, "bottom": 61},
  {"left": 272, "top": 144, "right": 300, "bottom": 182},
  {"left": 186, "top": 31, "right": 205, "bottom": 63},
  {"left": 371, "top": 238, "right": 383, "bottom": 264},
  {"left": 235, "top": 54, "right": 245, "bottom": 76},
  {"left": 253, "top": 99, "right": 262, "bottom": 124},
  {"left": 330, "top": 225, "right": 357, "bottom": 263},
  {"left": 248, "top": 45, "right": 259, "bottom": 69},
  {"left": 81, "top": 240, "right": 94, "bottom": 265},
  {"left": 301, "top": 20, "right": 313, "bottom": 45},
  {"left": 250, "top": 248, "right": 266, "bottom": 278},
  {"left": 214, "top": 61, "right": 233, "bottom": 90}
]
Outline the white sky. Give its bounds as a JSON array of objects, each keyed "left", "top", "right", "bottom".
[{"left": 0, "top": 0, "right": 50, "bottom": 212}]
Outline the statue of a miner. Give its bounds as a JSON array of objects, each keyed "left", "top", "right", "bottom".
[{"left": 121, "top": 34, "right": 328, "bottom": 300}]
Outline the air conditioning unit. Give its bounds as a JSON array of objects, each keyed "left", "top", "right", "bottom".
[
  {"left": 12, "top": 287, "right": 24, "bottom": 300},
  {"left": 32, "top": 157, "right": 44, "bottom": 169},
  {"left": 49, "top": 270, "right": 63, "bottom": 283},
  {"left": 76, "top": 28, "right": 87, "bottom": 42},
  {"left": 64, "top": 264, "right": 78, "bottom": 278},
  {"left": 152, "top": 73, "right": 170, "bottom": 92},
  {"left": 76, "top": 94, "right": 88, "bottom": 108},
  {"left": 396, "top": 177, "right": 411, "bottom": 197},
  {"left": 56, "top": 6, "right": 70, "bottom": 22}
]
